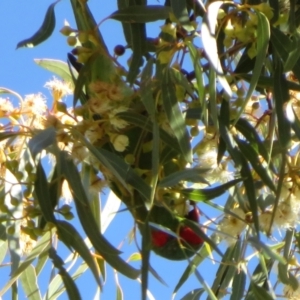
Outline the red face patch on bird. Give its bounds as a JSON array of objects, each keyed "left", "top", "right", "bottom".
[
  {"left": 151, "top": 230, "right": 170, "bottom": 247},
  {"left": 180, "top": 227, "right": 204, "bottom": 246}
]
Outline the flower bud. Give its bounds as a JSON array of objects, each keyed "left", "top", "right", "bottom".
[
  {"left": 67, "top": 36, "right": 77, "bottom": 47},
  {"left": 60, "top": 26, "right": 75, "bottom": 36}
]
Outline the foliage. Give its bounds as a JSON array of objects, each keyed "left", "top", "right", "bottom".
[{"left": 1, "top": 0, "right": 300, "bottom": 299}]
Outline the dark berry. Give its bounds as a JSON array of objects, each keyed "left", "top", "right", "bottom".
[{"left": 114, "top": 45, "right": 126, "bottom": 56}]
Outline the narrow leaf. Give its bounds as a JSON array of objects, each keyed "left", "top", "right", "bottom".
[
  {"left": 35, "top": 162, "right": 57, "bottom": 224},
  {"left": 56, "top": 220, "right": 102, "bottom": 288},
  {"left": 48, "top": 248, "right": 82, "bottom": 300},
  {"left": 20, "top": 265, "right": 42, "bottom": 300},
  {"left": 170, "top": 0, "right": 192, "bottom": 30},
  {"left": 240, "top": 157, "right": 260, "bottom": 236},
  {"left": 109, "top": 5, "right": 171, "bottom": 23},
  {"left": 248, "top": 237, "right": 286, "bottom": 264},
  {"left": 16, "top": 1, "right": 60, "bottom": 48},
  {"left": 158, "top": 168, "right": 210, "bottom": 188},
  {"left": 162, "top": 68, "right": 192, "bottom": 162},
  {"left": 233, "top": 11, "right": 270, "bottom": 124},
  {"left": 230, "top": 270, "right": 246, "bottom": 300},
  {"left": 0, "top": 231, "right": 52, "bottom": 296},
  {"left": 127, "top": 23, "right": 146, "bottom": 84},
  {"left": 273, "top": 56, "right": 291, "bottom": 148},
  {"left": 235, "top": 139, "right": 276, "bottom": 192},
  {"left": 201, "top": 1, "right": 232, "bottom": 96},
  {"left": 28, "top": 127, "right": 56, "bottom": 158},
  {"left": 180, "top": 288, "right": 205, "bottom": 300},
  {"left": 117, "top": 111, "right": 181, "bottom": 153},
  {"left": 34, "top": 59, "right": 75, "bottom": 88},
  {"left": 235, "top": 118, "right": 273, "bottom": 169},
  {"left": 58, "top": 151, "right": 140, "bottom": 279},
  {"left": 181, "top": 179, "right": 242, "bottom": 201}
]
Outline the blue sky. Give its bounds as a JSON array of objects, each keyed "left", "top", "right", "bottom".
[{"left": 0, "top": 1, "right": 220, "bottom": 299}]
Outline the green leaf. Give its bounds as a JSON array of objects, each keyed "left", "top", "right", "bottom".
[
  {"left": 158, "top": 168, "right": 210, "bottom": 188},
  {"left": 115, "top": 276, "right": 123, "bottom": 300},
  {"left": 235, "top": 139, "right": 276, "bottom": 192},
  {"left": 46, "top": 259, "right": 86, "bottom": 299},
  {"left": 75, "top": 133, "right": 131, "bottom": 194},
  {"left": 170, "top": 0, "right": 193, "bottom": 31},
  {"left": 59, "top": 269, "right": 82, "bottom": 300},
  {"left": 278, "top": 263, "right": 299, "bottom": 289},
  {"left": 141, "top": 222, "right": 151, "bottom": 300},
  {"left": 48, "top": 248, "right": 82, "bottom": 300},
  {"left": 208, "top": 67, "right": 218, "bottom": 129},
  {"left": 0, "top": 230, "right": 52, "bottom": 297},
  {"left": 109, "top": 5, "right": 171, "bottom": 23},
  {"left": 201, "top": 1, "right": 232, "bottom": 97},
  {"left": 277, "top": 229, "right": 299, "bottom": 289},
  {"left": 219, "top": 102, "right": 242, "bottom": 166},
  {"left": 70, "top": 0, "right": 108, "bottom": 52},
  {"left": 35, "top": 251, "right": 48, "bottom": 276},
  {"left": 233, "top": 11, "right": 270, "bottom": 124},
  {"left": 273, "top": 56, "right": 291, "bottom": 148},
  {"left": 230, "top": 269, "right": 246, "bottom": 300},
  {"left": 56, "top": 220, "right": 102, "bottom": 288},
  {"left": 248, "top": 237, "right": 286, "bottom": 264},
  {"left": 283, "top": 33, "right": 300, "bottom": 72},
  {"left": 117, "top": 0, "right": 132, "bottom": 45},
  {"left": 73, "top": 53, "right": 94, "bottom": 107},
  {"left": 58, "top": 151, "right": 140, "bottom": 279},
  {"left": 140, "top": 57, "right": 160, "bottom": 206},
  {"left": 162, "top": 68, "right": 192, "bottom": 163},
  {"left": 20, "top": 265, "right": 42, "bottom": 300},
  {"left": 180, "top": 288, "right": 205, "bottom": 300},
  {"left": 217, "top": 135, "right": 227, "bottom": 165},
  {"left": 28, "top": 127, "right": 56, "bottom": 158},
  {"left": 0, "top": 224, "right": 7, "bottom": 265},
  {"left": 117, "top": 111, "right": 181, "bottom": 154},
  {"left": 16, "top": 1, "right": 60, "bottom": 48},
  {"left": 247, "top": 282, "right": 275, "bottom": 300},
  {"left": 235, "top": 118, "right": 273, "bottom": 169},
  {"left": 234, "top": 45, "right": 256, "bottom": 74},
  {"left": 141, "top": 56, "right": 155, "bottom": 115},
  {"left": 58, "top": 151, "right": 121, "bottom": 255},
  {"left": 170, "top": 67, "right": 195, "bottom": 97},
  {"left": 173, "top": 244, "right": 211, "bottom": 295},
  {"left": 245, "top": 258, "right": 275, "bottom": 300},
  {"left": 93, "top": 147, "right": 151, "bottom": 204},
  {"left": 181, "top": 178, "right": 242, "bottom": 201},
  {"left": 286, "top": 101, "right": 300, "bottom": 140},
  {"left": 237, "top": 73, "right": 300, "bottom": 91},
  {"left": 270, "top": 26, "right": 291, "bottom": 62},
  {"left": 35, "top": 162, "right": 57, "bottom": 224},
  {"left": 211, "top": 242, "right": 241, "bottom": 299},
  {"left": 186, "top": 42, "right": 205, "bottom": 109},
  {"left": 240, "top": 156, "right": 260, "bottom": 236},
  {"left": 34, "top": 59, "right": 75, "bottom": 88},
  {"left": 127, "top": 23, "right": 145, "bottom": 84},
  {"left": 39, "top": 164, "right": 63, "bottom": 229}
]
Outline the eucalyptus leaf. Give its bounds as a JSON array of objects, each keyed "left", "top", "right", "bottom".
[
  {"left": 109, "top": 5, "right": 171, "bottom": 23},
  {"left": 20, "top": 265, "right": 42, "bottom": 300},
  {"left": 34, "top": 59, "right": 75, "bottom": 88},
  {"left": 181, "top": 179, "right": 242, "bottom": 201},
  {"left": 162, "top": 68, "right": 192, "bottom": 163},
  {"left": 16, "top": 1, "right": 60, "bottom": 48}
]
